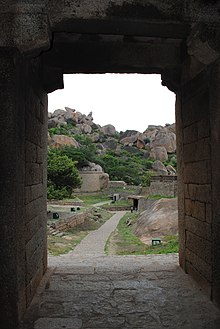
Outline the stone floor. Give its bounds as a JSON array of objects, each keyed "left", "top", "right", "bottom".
[{"left": 20, "top": 212, "right": 220, "bottom": 329}]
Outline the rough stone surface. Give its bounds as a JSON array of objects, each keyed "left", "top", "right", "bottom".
[
  {"left": 75, "top": 171, "right": 109, "bottom": 193},
  {"left": 151, "top": 129, "right": 176, "bottom": 153},
  {"left": 152, "top": 160, "right": 168, "bottom": 175},
  {"left": 48, "top": 135, "right": 79, "bottom": 148},
  {"left": 100, "top": 124, "right": 116, "bottom": 136},
  {"left": 135, "top": 198, "right": 178, "bottom": 244},
  {"left": 151, "top": 146, "right": 168, "bottom": 162},
  {"left": 20, "top": 213, "right": 220, "bottom": 329}
]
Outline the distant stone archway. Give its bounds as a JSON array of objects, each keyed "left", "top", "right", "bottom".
[{"left": 1, "top": 1, "right": 220, "bottom": 328}]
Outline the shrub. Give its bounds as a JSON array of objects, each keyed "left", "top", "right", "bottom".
[
  {"left": 47, "top": 150, "right": 82, "bottom": 199},
  {"left": 47, "top": 184, "right": 70, "bottom": 200}
]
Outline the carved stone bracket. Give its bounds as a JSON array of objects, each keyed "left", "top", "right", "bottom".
[
  {"left": 41, "top": 64, "right": 64, "bottom": 93},
  {"left": 161, "top": 66, "right": 182, "bottom": 93}
]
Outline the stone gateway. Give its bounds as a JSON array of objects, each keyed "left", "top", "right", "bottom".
[{"left": 1, "top": 1, "right": 220, "bottom": 328}]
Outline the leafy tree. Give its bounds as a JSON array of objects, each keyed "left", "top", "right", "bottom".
[
  {"left": 59, "top": 146, "right": 89, "bottom": 168},
  {"left": 47, "top": 184, "right": 70, "bottom": 200},
  {"left": 47, "top": 149, "right": 82, "bottom": 199},
  {"left": 48, "top": 123, "right": 76, "bottom": 137},
  {"left": 97, "top": 151, "right": 153, "bottom": 186},
  {"left": 74, "top": 134, "right": 98, "bottom": 163}
]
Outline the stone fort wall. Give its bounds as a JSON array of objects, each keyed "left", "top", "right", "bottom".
[{"left": 149, "top": 176, "right": 177, "bottom": 197}]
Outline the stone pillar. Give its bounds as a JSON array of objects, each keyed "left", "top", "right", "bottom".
[
  {"left": 0, "top": 47, "right": 24, "bottom": 329},
  {"left": 0, "top": 3, "right": 50, "bottom": 327},
  {"left": 0, "top": 48, "right": 48, "bottom": 328},
  {"left": 175, "top": 90, "right": 186, "bottom": 271},
  {"left": 179, "top": 24, "right": 220, "bottom": 302},
  {"left": 180, "top": 58, "right": 212, "bottom": 296},
  {"left": 210, "top": 59, "right": 220, "bottom": 306}
]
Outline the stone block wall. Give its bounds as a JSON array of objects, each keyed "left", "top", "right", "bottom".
[
  {"left": 49, "top": 211, "right": 89, "bottom": 232},
  {"left": 177, "top": 58, "right": 214, "bottom": 298},
  {"left": 149, "top": 176, "right": 177, "bottom": 197},
  {"left": 0, "top": 49, "right": 48, "bottom": 326},
  {"left": 24, "top": 69, "right": 48, "bottom": 307},
  {"left": 210, "top": 61, "right": 220, "bottom": 306}
]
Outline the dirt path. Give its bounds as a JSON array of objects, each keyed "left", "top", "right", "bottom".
[{"left": 70, "top": 211, "right": 126, "bottom": 257}]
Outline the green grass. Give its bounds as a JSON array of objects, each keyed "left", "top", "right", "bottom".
[
  {"left": 48, "top": 232, "right": 87, "bottom": 256},
  {"left": 101, "top": 199, "right": 132, "bottom": 210},
  {"left": 105, "top": 212, "right": 179, "bottom": 255},
  {"left": 147, "top": 195, "right": 176, "bottom": 200},
  {"left": 75, "top": 194, "right": 111, "bottom": 206},
  {"left": 48, "top": 208, "right": 113, "bottom": 256}
]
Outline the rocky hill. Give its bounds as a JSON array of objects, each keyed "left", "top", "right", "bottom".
[{"left": 48, "top": 107, "right": 176, "bottom": 181}]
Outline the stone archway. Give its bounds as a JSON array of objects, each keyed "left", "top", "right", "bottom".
[{"left": 1, "top": 1, "right": 220, "bottom": 328}]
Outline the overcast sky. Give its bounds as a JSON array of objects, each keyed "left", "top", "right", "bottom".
[{"left": 48, "top": 74, "right": 176, "bottom": 133}]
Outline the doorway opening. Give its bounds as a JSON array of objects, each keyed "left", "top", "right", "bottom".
[{"left": 46, "top": 73, "right": 177, "bottom": 258}]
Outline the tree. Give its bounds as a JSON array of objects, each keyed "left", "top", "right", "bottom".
[
  {"left": 47, "top": 149, "right": 82, "bottom": 199},
  {"left": 59, "top": 146, "right": 89, "bottom": 168}
]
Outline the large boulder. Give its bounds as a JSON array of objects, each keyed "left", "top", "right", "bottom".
[
  {"left": 76, "top": 123, "right": 92, "bottom": 134},
  {"left": 165, "top": 123, "right": 176, "bottom": 134},
  {"left": 103, "top": 138, "right": 118, "bottom": 150},
  {"left": 166, "top": 165, "right": 176, "bottom": 175},
  {"left": 120, "top": 132, "right": 145, "bottom": 149},
  {"left": 52, "top": 109, "right": 66, "bottom": 118},
  {"left": 99, "top": 173, "right": 109, "bottom": 189},
  {"left": 81, "top": 162, "right": 103, "bottom": 172},
  {"left": 151, "top": 128, "right": 176, "bottom": 153},
  {"left": 90, "top": 133, "right": 100, "bottom": 142},
  {"left": 48, "top": 135, "right": 79, "bottom": 148},
  {"left": 64, "top": 107, "right": 78, "bottom": 124},
  {"left": 119, "top": 130, "right": 139, "bottom": 141},
  {"left": 134, "top": 198, "right": 178, "bottom": 244},
  {"left": 120, "top": 135, "right": 137, "bottom": 146},
  {"left": 100, "top": 124, "right": 116, "bottom": 136},
  {"left": 48, "top": 118, "right": 59, "bottom": 129},
  {"left": 136, "top": 133, "right": 145, "bottom": 149},
  {"left": 150, "top": 146, "right": 168, "bottom": 162},
  {"left": 152, "top": 160, "right": 168, "bottom": 175}
]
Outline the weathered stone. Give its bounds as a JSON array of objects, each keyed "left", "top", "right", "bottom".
[
  {"left": 151, "top": 129, "right": 176, "bottom": 153},
  {"left": 100, "top": 124, "right": 116, "bottom": 136},
  {"left": 152, "top": 160, "right": 168, "bottom": 175},
  {"left": 34, "top": 318, "right": 82, "bottom": 329},
  {"left": 119, "top": 130, "right": 139, "bottom": 140},
  {"left": 77, "top": 123, "right": 92, "bottom": 134},
  {"left": 81, "top": 161, "right": 103, "bottom": 172},
  {"left": 166, "top": 165, "right": 176, "bottom": 175},
  {"left": 48, "top": 118, "right": 59, "bottom": 128},
  {"left": 99, "top": 173, "right": 109, "bottom": 190},
  {"left": 103, "top": 138, "right": 118, "bottom": 150},
  {"left": 48, "top": 135, "right": 79, "bottom": 148},
  {"left": 135, "top": 198, "right": 178, "bottom": 243},
  {"left": 153, "top": 146, "right": 168, "bottom": 162}
]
